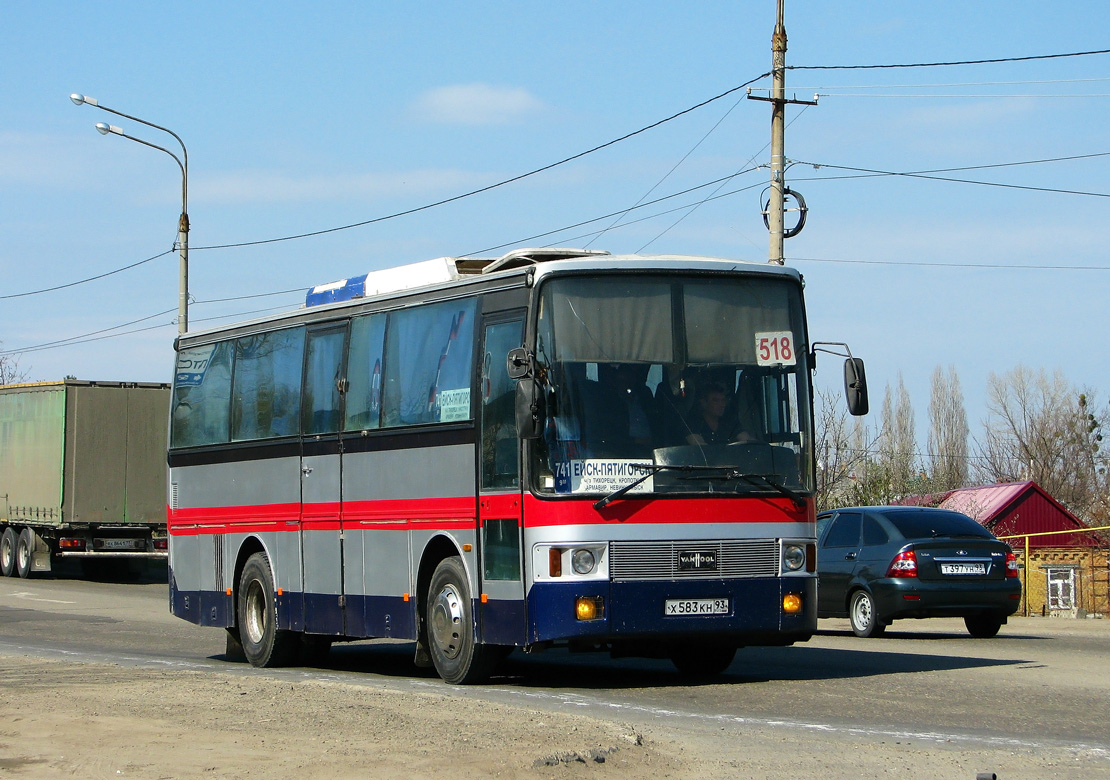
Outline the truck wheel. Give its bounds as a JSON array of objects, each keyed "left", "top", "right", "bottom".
[
  {"left": 0, "top": 527, "right": 16, "bottom": 577},
  {"left": 15, "top": 528, "right": 35, "bottom": 579},
  {"left": 237, "top": 552, "right": 297, "bottom": 667},
  {"left": 426, "top": 556, "right": 495, "bottom": 684}
]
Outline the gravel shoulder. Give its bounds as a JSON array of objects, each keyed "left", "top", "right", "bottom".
[{"left": 3, "top": 645, "right": 1109, "bottom": 780}]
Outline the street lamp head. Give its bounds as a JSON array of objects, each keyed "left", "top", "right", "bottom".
[
  {"left": 70, "top": 93, "right": 98, "bottom": 107},
  {"left": 95, "top": 122, "right": 122, "bottom": 136}
]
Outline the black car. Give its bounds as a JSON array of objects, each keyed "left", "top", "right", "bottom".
[{"left": 816, "top": 506, "right": 1022, "bottom": 638}]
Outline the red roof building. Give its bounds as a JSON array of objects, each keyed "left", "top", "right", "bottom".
[{"left": 902, "top": 481, "right": 1102, "bottom": 548}]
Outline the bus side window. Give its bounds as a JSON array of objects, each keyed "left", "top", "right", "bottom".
[
  {"left": 481, "top": 318, "right": 524, "bottom": 489},
  {"left": 230, "top": 328, "right": 305, "bottom": 441},
  {"left": 344, "top": 313, "right": 386, "bottom": 431},
  {"left": 172, "top": 341, "right": 232, "bottom": 447},
  {"left": 382, "top": 299, "right": 477, "bottom": 428}
]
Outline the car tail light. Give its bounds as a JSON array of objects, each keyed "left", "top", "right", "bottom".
[
  {"left": 886, "top": 549, "right": 918, "bottom": 578},
  {"left": 1005, "top": 551, "right": 1019, "bottom": 578}
]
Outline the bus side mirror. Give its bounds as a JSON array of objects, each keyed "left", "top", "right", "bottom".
[
  {"left": 844, "top": 358, "right": 869, "bottom": 416},
  {"left": 515, "top": 378, "right": 546, "bottom": 439},
  {"left": 506, "top": 347, "right": 530, "bottom": 380}
]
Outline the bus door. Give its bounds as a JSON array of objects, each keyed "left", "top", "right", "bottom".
[
  {"left": 300, "top": 323, "right": 349, "bottom": 635},
  {"left": 476, "top": 314, "right": 526, "bottom": 645}
]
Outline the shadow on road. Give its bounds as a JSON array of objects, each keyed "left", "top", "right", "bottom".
[{"left": 239, "top": 636, "right": 1029, "bottom": 690}]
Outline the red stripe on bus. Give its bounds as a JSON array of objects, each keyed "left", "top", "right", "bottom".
[
  {"left": 167, "top": 496, "right": 477, "bottom": 536},
  {"left": 167, "top": 493, "right": 812, "bottom": 536}
]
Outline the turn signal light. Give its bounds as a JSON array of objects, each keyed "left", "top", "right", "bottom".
[
  {"left": 549, "top": 548, "right": 563, "bottom": 578},
  {"left": 575, "top": 596, "right": 604, "bottom": 621},
  {"left": 782, "top": 593, "right": 802, "bottom": 614}
]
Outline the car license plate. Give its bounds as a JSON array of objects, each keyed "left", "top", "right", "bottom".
[
  {"left": 97, "top": 538, "right": 144, "bottom": 551},
  {"left": 664, "top": 598, "right": 729, "bottom": 616},
  {"left": 940, "top": 562, "right": 986, "bottom": 575}
]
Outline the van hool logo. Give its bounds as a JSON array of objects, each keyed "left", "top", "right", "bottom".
[{"left": 678, "top": 550, "right": 718, "bottom": 571}]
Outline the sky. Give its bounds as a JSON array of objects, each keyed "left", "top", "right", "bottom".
[{"left": 2, "top": 2, "right": 1108, "bottom": 454}]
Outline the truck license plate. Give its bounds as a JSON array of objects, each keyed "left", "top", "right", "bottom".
[
  {"left": 97, "top": 538, "right": 144, "bottom": 551},
  {"left": 664, "top": 598, "right": 729, "bottom": 616}
]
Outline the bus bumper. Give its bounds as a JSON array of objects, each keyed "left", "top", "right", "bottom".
[{"left": 526, "top": 576, "right": 816, "bottom": 646}]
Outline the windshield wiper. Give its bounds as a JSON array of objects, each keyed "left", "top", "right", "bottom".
[
  {"left": 593, "top": 464, "right": 685, "bottom": 510},
  {"left": 593, "top": 465, "right": 806, "bottom": 511}
]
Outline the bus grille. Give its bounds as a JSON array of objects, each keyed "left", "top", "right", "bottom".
[{"left": 609, "top": 539, "right": 779, "bottom": 581}]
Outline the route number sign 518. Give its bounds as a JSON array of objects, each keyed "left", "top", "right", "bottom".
[{"left": 755, "top": 331, "right": 797, "bottom": 366}]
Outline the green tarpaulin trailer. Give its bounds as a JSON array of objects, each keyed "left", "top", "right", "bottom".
[{"left": 0, "top": 380, "right": 170, "bottom": 578}]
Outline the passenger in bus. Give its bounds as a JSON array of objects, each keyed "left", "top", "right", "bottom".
[{"left": 596, "top": 363, "right": 657, "bottom": 453}]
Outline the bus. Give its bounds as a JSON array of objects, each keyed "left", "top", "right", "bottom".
[{"left": 167, "top": 248, "right": 868, "bottom": 683}]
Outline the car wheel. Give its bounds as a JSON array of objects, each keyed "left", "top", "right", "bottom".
[
  {"left": 848, "top": 589, "right": 886, "bottom": 638},
  {"left": 964, "top": 614, "right": 1004, "bottom": 638}
]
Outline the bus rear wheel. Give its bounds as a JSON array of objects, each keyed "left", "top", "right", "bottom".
[
  {"left": 0, "top": 527, "right": 16, "bottom": 577},
  {"left": 426, "top": 557, "right": 495, "bottom": 684},
  {"left": 237, "top": 552, "right": 297, "bottom": 667}
]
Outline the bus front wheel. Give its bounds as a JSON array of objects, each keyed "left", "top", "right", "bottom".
[
  {"left": 237, "top": 552, "right": 297, "bottom": 667},
  {"left": 426, "top": 557, "right": 495, "bottom": 684}
]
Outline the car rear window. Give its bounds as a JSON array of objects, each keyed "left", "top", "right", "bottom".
[{"left": 884, "top": 510, "right": 992, "bottom": 539}]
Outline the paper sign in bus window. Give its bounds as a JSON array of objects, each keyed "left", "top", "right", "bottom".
[
  {"left": 437, "top": 388, "right": 471, "bottom": 422},
  {"left": 554, "top": 459, "right": 654, "bottom": 494},
  {"left": 755, "top": 331, "right": 796, "bottom": 366}
]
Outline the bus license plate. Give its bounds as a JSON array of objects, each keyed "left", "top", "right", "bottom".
[
  {"left": 664, "top": 598, "right": 729, "bottom": 616},
  {"left": 940, "top": 562, "right": 986, "bottom": 575}
]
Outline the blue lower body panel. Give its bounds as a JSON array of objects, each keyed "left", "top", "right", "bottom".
[{"left": 527, "top": 577, "right": 816, "bottom": 646}]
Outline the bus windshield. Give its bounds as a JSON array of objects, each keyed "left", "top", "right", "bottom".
[{"left": 531, "top": 273, "right": 813, "bottom": 498}]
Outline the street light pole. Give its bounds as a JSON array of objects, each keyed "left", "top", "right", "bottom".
[{"left": 71, "top": 94, "right": 190, "bottom": 334}]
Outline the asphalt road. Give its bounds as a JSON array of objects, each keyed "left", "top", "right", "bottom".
[{"left": 2, "top": 562, "right": 1109, "bottom": 776}]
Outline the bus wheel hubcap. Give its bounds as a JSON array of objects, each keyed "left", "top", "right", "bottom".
[{"left": 431, "top": 584, "right": 464, "bottom": 660}]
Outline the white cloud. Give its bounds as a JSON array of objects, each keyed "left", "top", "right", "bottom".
[{"left": 409, "top": 83, "right": 544, "bottom": 126}]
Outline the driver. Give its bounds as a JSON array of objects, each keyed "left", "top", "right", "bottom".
[{"left": 684, "top": 382, "right": 739, "bottom": 445}]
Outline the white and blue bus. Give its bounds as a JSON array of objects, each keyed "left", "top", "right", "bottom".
[{"left": 167, "top": 248, "right": 867, "bottom": 683}]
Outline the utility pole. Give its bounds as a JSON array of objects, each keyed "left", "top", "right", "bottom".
[
  {"left": 768, "top": 0, "right": 787, "bottom": 265},
  {"left": 749, "top": 1, "right": 815, "bottom": 264}
]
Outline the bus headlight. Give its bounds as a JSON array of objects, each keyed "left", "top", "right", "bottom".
[
  {"left": 783, "top": 543, "right": 806, "bottom": 572},
  {"left": 571, "top": 548, "right": 596, "bottom": 575}
]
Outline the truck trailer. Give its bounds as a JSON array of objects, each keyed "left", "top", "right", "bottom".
[{"left": 0, "top": 380, "right": 170, "bottom": 578}]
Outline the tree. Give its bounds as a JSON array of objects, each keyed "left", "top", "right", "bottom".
[
  {"left": 0, "top": 343, "right": 28, "bottom": 386},
  {"left": 813, "top": 387, "right": 887, "bottom": 510},
  {"left": 976, "top": 366, "right": 1107, "bottom": 519},
  {"left": 876, "top": 373, "right": 918, "bottom": 501},
  {"left": 927, "top": 365, "right": 969, "bottom": 491}
]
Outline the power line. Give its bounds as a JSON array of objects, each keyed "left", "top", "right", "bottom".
[
  {"left": 194, "top": 72, "right": 773, "bottom": 252},
  {"left": 791, "top": 154, "right": 1110, "bottom": 199},
  {"left": 0, "top": 301, "right": 302, "bottom": 356},
  {"left": 636, "top": 104, "right": 814, "bottom": 253},
  {"left": 788, "top": 48, "right": 1110, "bottom": 72},
  {"left": 463, "top": 167, "right": 763, "bottom": 256},
  {"left": 0, "top": 249, "right": 174, "bottom": 300},
  {"left": 790, "top": 255, "right": 1110, "bottom": 271}
]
